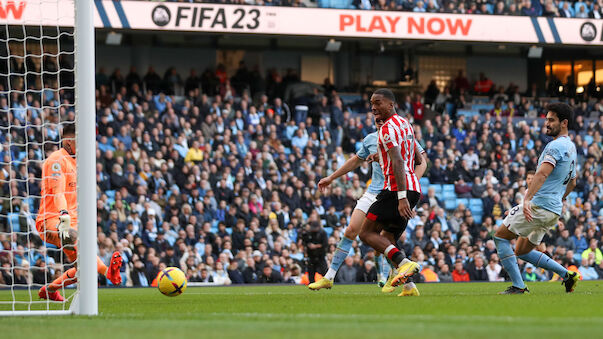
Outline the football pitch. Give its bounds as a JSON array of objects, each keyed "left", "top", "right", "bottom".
[{"left": 2, "top": 281, "right": 603, "bottom": 339}]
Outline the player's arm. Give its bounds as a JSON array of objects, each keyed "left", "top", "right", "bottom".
[
  {"left": 318, "top": 155, "right": 363, "bottom": 193},
  {"left": 387, "top": 146, "right": 413, "bottom": 219},
  {"left": 562, "top": 177, "right": 577, "bottom": 201},
  {"left": 523, "top": 162, "right": 554, "bottom": 222},
  {"left": 414, "top": 144, "right": 427, "bottom": 179}
]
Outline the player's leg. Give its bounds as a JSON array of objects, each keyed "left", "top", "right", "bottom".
[
  {"left": 494, "top": 204, "right": 534, "bottom": 294},
  {"left": 310, "top": 193, "right": 375, "bottom": 290},
  {"left": 494, "top": 224, "right": 527, "bottom": 294},
  {"left": 384, "top": 229, "right": 420, "bottom": 296},
  {"left": 514, "top": 213, "right": 579, "bottom": 292},
  {"left": 309, "top": 209, "right": 366, "bottom": 290},
  {"left": 36, "top": 219, "right": 72, "bottom": 301},
  {"left": 65, "top": 225, "right": 123, "bottom": 285},
  {"left": 388, "top": 191, "right": 422, "bottom": 287}
]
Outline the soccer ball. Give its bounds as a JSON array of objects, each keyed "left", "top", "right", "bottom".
[{"left": 157, "top": 267, "right": 187, "bottom": 297}]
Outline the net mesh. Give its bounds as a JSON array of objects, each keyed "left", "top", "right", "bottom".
[{"left": 0, "top": 0, "right": 77, "bottom": 313}]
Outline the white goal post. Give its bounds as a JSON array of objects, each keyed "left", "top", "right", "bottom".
[{"left": 0, "top": 0, "right": 97, "bottom": 316}]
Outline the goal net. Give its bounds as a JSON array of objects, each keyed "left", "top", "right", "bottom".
[{"left": 0, "top": 0, "right": 97, "bottom": 316}]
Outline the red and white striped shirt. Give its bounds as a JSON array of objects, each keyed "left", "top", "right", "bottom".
[{"left": 377, "top": 114, "right": 421, "bottom": 192}]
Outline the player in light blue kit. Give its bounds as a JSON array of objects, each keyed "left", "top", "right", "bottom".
[
  {"left": 494, "top": 103, "right": 581, "bottom": 294},
  {"left": 309, "top": 118, "right": 427, "bottom": 295}
]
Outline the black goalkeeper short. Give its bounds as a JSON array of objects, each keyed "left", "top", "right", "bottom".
[{"left": 366, "top": 190, "right": 421, "bottom": 236}]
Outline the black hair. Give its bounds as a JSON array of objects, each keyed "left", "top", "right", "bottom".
[
  {"left": 373, "top": 88, "right": 396, "bottom": 103},
  {"left": 62, "top": 122, "right": 75, "bottom": 136},
  {"left": 545, "top": 102, "right": 573, "bottom": 125}
]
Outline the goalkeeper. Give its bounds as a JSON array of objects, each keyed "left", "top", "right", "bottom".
[{"left": 36, "top": 124, "right": 123, "bottom": 302}]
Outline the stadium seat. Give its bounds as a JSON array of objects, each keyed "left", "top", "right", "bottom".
[
  {"left": 444, "top": 199, "right": 456, "bottom": 211},
  {"left": 431, "top": 184, "right": 443, "bottom": 195},
  {"left": 442, "top": 191, "right": 456, "bottom": 201},
  {"left": 442, "top": 184, "right": 455, "bottom": 193},
  {"left": 419, "top": 177, "right": 430, "bottom": 188},
  {"left": 324, "top": 227, "right": 333, "bottom": 237},
  {"left": 421, "top": 184, "right": 429, "bottom": 196},
  {"left": 470, "top": 205, "right": 483, "bottom": 216},
  {"left": 17, "top": 151, "right": 27, "bottom": 161},
  {"left": 469, "top": 198, "right": 483, "bottom": 208},
  {"left": 457, "top": 198, "right": 469, "bottom": 209},
  {"left": 473, "top": 214, "right": 482, "bottom": 224},
  {"left": 106, "top": 190, "right": 116, "bottom": 199}
]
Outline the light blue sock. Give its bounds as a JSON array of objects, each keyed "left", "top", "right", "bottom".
[
  {"left": 494, "top": 236, "right": 526, "bottom": 289},
  {"left": 518, "top": 250, "right": 568, "bottom": 279},
  {"left": 324, "top": 237, "right": 354, "bottom": 280}
]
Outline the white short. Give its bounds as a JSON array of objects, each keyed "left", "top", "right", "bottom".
[
  {"left": 354, "top": 191, "right": 378, "bottom": 214},
  {"left": 504, "top": 203, "right": 559, "bottom": 245}
]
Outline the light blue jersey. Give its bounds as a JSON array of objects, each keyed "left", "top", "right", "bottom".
[
  {"left": 532, "top": 135, "right": 576, "bottom": 215},
  {"left": 356, "top": 133, "right": 384, "bottom": 194}
]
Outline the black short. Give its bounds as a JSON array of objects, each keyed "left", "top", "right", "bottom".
[{"left": 366, "top": 190, "right": 420, "bottom": 236}]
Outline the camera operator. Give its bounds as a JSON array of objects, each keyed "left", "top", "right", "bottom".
[{"left": 302, "top": 221, "right": 328, "bottom": 284}]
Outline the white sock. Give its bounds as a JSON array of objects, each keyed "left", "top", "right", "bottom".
[
  {"left": 398, "top": 258, "right": 410, "bottom": 268},
  {"left": 384, "top": 245, "right": 396, "bottom": 258},
  {"left": 324, "top": 268, "right": 337, "bottom": 280}
]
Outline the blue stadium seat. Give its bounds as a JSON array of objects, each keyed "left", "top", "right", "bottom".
[
  {"left": 431, "top": 184, "right": 442, "bottom": 195},
  {"left": 444, "top": 199, "right": 456, "bottom": 211},
  {"left": 419, "top": 177, "right": 430, "bottom": 188},
  {"left": 442, "top": 191, "right": 456, "bottom": 201},
  {"left": 469, "top": 198, "right": 483, "bottom": 208},
  {"left": 18, "top": 151, "right": 27, "bottom": 161},
  {"left": 470, "top": 205, "right": 483, "bottom": 216},
  {"left": 324, "top": 227, "right": 333, "bottom": 237},
  {"left": 574, "top": 2, "right": 587, "bottom": 14},
  {"left": 442, "top": 184, "right": 455, "bottom": 193},
  {"left": 457, "top": 198, "right": 469, "bottom": 208},
  {"left": 421, "top": 184, "right": 429, "bottom": 196},
  {"left": 106, "top": 190, "right": 116, "bottom": 199},
  {"left": 473, "top": 214, "right": 482, "bottom": 224}
]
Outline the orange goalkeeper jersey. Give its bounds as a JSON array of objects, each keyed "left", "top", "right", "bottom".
[{"left": 36, "top": 148, "right": 78, "bottom": 225}]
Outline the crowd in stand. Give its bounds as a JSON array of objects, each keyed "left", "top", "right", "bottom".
[
  {"left": 0, "top": 60, "right": 602, "bottom": 288},
  {"left": 149, "top": 0, "right": 603, "bottom": 19}
]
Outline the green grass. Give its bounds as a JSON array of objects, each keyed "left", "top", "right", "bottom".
[{"left": 2, "top": 281, "right": 603, "bottom": 339}]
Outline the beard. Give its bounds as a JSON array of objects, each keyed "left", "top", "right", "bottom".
[{"left": 545, "top": 125, "right": 560, "bottom": 137}]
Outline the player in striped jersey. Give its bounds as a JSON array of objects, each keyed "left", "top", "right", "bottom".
[
  {"left": 308, "top": 118, "right": 426, "bottom": 295},
  {"left": 358, "top": 88, "right": 422, "bottom": 288}
]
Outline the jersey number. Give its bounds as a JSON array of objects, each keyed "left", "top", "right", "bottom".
[{"left": 562, "top": 160, "right": 575, "bottom": 185}]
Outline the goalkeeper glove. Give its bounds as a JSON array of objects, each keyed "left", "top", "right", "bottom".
[{"left": 58, "top": 210, "right": 71, "bottom": 240}]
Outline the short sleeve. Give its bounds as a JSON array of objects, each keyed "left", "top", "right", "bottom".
[
  {"left": 542, "top": 146, "right": 562, "bottom": 167},
  {"left": 356, "top": 136, "right": 370, "bottom": 160},
  {"left": 379, "top": 124, "right": 399, "bottom": 151}
]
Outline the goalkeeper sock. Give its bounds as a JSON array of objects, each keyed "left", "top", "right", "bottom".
[
  {"left": 48, "top": 267, "right": 77, "bottom": 292},
  {"left": 518, "top": 250, "right": 568, "bottom": 279},
  {"left": 97, "top": 256, "right": 108, "bottom": 275},
  {"left": 494, "top": 236, "right": 525, "bottom": 289},
  {"left": 324, "top": 236, "right": 354, "bottom": 280}
]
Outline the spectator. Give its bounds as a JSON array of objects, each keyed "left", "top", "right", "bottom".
[
  {"left": 335, "top": 256, "right": 358, "bottom": 283},
  {"left": 452, "top": 261, "right": 470, "bottom": 282},
  {"left": 581, "top": 239, "right": 603, "bottom": 266}
]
